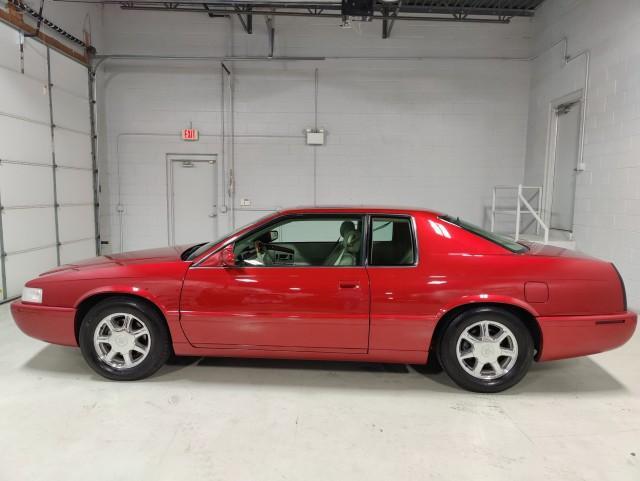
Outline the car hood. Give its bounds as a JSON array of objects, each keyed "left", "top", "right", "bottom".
[{"left": 41, "top": 245, "right": 189, "bottom": 275}]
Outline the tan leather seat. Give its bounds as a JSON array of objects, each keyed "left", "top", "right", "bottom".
[
  {"left": 324, "top": 221, "right": 357, "bottom": 265},
  {"left": 334, "top": 229, "right": 362, "bottom": 266}
]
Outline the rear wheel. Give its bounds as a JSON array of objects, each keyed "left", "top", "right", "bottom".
[
  {"left": 79, "top": 297, "right": 171, "bottom": 381},
  {"left": 438, "top": 307, "right": 533, "bottom": 393}
]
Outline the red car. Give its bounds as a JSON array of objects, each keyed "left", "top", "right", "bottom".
[{"left": 11, "top": 207, "right": 637, "bottom": 392}]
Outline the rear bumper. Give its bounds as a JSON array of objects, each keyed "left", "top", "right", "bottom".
[
  {"left": 538, "top": 311, "right": 637, "bottom": 361},
  {"left": 11, "top": 301, "right": 78, "bottom": 347}
]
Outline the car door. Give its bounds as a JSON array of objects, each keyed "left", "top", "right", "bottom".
[{"left": 179, "top": 214, "right": 370, "bottom": 351}]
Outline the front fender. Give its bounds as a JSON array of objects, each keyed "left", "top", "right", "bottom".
[{"left": 74, "top": 285, "right": 173, "bottom": 320}]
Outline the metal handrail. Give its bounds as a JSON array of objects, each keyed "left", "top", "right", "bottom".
[{"left": 491, "top": 184, "right": 549, "bottom": 244}]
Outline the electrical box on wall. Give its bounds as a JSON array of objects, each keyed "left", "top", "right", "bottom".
[{"left": 305, "top": 129, "right": 325, "bottom": 145}]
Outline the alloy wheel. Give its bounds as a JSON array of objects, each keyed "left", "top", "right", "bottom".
[
  {"left": 93, "top": 313, "right": 151, "bottom": 370},
  {"left": 455, "top": 320, "right": 518, "bottom": 380}
]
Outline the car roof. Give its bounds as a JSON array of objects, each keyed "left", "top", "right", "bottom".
[{"left": 277, "top": 205, "right": 443, "bottom": 216}]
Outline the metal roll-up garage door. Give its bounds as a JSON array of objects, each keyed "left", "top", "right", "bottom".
[{"left": 0, "top": 21, "right": 97, "bottom": 301}]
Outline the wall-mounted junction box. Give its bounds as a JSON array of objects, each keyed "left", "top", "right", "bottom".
[{"left": 305, "top": 129, "right": 325, "bottom": 145}]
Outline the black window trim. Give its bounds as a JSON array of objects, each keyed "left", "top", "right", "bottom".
[{"left": 366, "top": 214, "right": 419, "bottom": 268}]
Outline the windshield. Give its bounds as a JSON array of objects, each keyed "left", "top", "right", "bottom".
[
  {"left": 439, "top": 215, "right": 528, "bottom": 254},
  {"left": 181, "top": 214, "right": 276, "bottom": 261}
]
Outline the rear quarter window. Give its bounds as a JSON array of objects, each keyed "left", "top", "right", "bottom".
[{"left": 439, "top": 215, "right": 528, "bottom": 254}]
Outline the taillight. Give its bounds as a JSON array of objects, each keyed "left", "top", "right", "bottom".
[{"left": 611, "top": 264, "right": 627, "bottom": 311}]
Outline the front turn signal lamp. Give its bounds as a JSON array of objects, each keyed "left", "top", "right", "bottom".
[{"left": 21, "top": 287, "right": 43, "bottom": 304}]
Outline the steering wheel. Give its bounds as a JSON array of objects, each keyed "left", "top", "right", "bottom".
[
  {"left": 254, "top": 241, "right": 274, "bottom": 266},
  {"left": 238, "top": 241, "right": 294, "bottom": 266}
]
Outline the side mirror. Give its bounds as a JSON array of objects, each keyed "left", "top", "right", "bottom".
[
  {"left": 199, "top": 244, "right": 237, "bottom": 268},
  {"left": 220, "top": 244, "right": 237, "bottom": 267},
  {"left": 269, "top": 230, "right": 278, "bottom": 242}
]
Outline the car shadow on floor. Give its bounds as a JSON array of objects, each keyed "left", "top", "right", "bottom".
[{"left": 22, "top": 345, "right": 628, "bottom": 395}]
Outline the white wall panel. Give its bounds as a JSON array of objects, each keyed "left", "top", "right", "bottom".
[
  {"left": 57, "top": 169, "right": 94, "bottom": 205},
  {"left": 2, "top": 208, "right": 57, "bottom": 253},
  {"left": 0, "top": 69, "right": 49, "bottom": 123},
  {"left": 60, "top": 239, "right": 96, "bottom": 265},
  {"left": 58, "top": 205, "right": 95, "bottom": 242},
  {"left": 0, "top": 116, "right": 51, "bottom": 164},
  {"left": 55, "top": 129, "right": 92, "bottom": 168},
  {"left": 22, "top": 38, "right": 48, "bottom": 82},
  {"left": 50, "top": 49, "right": 89, "bottom": 98},
  {"left": 52, "top": 87, "right": 90, "bottom": 133},
  {"left": 5, "top": 246, "right": 57, "bottom": 298},
  {"left": 0, "top": 164, "right": 54, "bottom": 207},
  {"left": 0, "top": 22, "right": 20, "bottom": 71}
]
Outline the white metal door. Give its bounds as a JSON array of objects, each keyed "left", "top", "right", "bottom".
[
  {"left": 168, "top": 156, "right": 217, "bottom": 246},
  {"left": 0, "top": 22, "right": 96, "bottom": 300},
  {"left": 50, "top": 49, "right": 97, "bottom": 265},
  {"left": 550, "top": 101, "right": 581, "bottom": 232}
]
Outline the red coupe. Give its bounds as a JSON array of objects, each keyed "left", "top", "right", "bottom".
[{"left": 11, "top": 207, "right": 637, "bottom": 392}]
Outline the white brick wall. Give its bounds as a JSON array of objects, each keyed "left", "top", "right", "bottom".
[
  {"left": 98, "top": 7, "right": 532, "bottom": 253},
  {"left": 524, "top": 0, "right": 640, "bottom": 307}
]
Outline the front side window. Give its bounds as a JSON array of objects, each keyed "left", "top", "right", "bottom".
[
  {"left": 369, "top": 217, "right": 415, "bottom": 266},
  {"left": 234, "top": 216, "right": 364, "bottom": 267}
]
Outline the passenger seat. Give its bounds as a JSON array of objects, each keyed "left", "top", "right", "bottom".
[
  {"left": 324, "top": 220, "right": 356, "bottom": 266},
  {"left": 334, "top": 230, "right": 362, "bottom": 266}
]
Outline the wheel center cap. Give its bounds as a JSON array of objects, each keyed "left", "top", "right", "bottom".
[
  {"left": 113, "top": 332, "right": 132, "bottom": 348},
  {"left": 479, "top": 342, "right": 497, "bottom": 360}
]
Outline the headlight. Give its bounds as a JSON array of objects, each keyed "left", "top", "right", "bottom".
[{"left": 21, "top": 287, "right": 43, "bottom": 304}]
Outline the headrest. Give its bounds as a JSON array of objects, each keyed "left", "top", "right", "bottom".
[{"left": 340, "top": 221, "right": 356, "bottom": 237}]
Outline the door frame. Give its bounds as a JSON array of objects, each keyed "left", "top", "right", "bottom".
[
  {"left": 542, "top": 90, "right": 583, "bottom": 231},
  {"left": 166, "top": 153, "right": 218, "bottom": 246}
]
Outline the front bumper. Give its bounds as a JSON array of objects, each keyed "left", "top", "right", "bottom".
[
  {"left": 11, "top": 301, "right": 78, "bottom": 347},
  {"left": 538, "top": 310, "right": 637, "bottom": 361}
]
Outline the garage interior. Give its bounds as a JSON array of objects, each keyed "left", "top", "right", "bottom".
[{"left": 1, "top": 0, "right": 639, "bottom": 479}]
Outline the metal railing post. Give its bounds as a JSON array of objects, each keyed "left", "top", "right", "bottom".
[
  {"left": 535, "top": 186, "right": 541, "bottom": 236},
  {"left": 491, "top": 187, "right": 496, "bottom": 233},
  {"left": 515, "top": 184, "right": 522, "bottom": 241}
]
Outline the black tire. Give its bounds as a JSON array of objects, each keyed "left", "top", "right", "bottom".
[
  {"left": 438, "top": 307, "right": 534, "bottom": 393},
  {"left": 79, "top": 297, "right": 171, "bottom": 381}
]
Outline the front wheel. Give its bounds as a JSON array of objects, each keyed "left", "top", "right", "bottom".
[
  {"left": 438, "top": 307, "right": 534, "bottom": 393},
  {"left": 79, "top": 297, "right": 171, "bottom": 381}
]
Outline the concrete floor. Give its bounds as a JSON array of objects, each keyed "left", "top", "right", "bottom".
[{"left": 0, "top": 303, "right": 638, "bottom": 481}]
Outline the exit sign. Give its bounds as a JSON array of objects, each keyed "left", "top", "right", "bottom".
[{"left": 181, "top": 128, "right": 199, "bottom": 141}]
